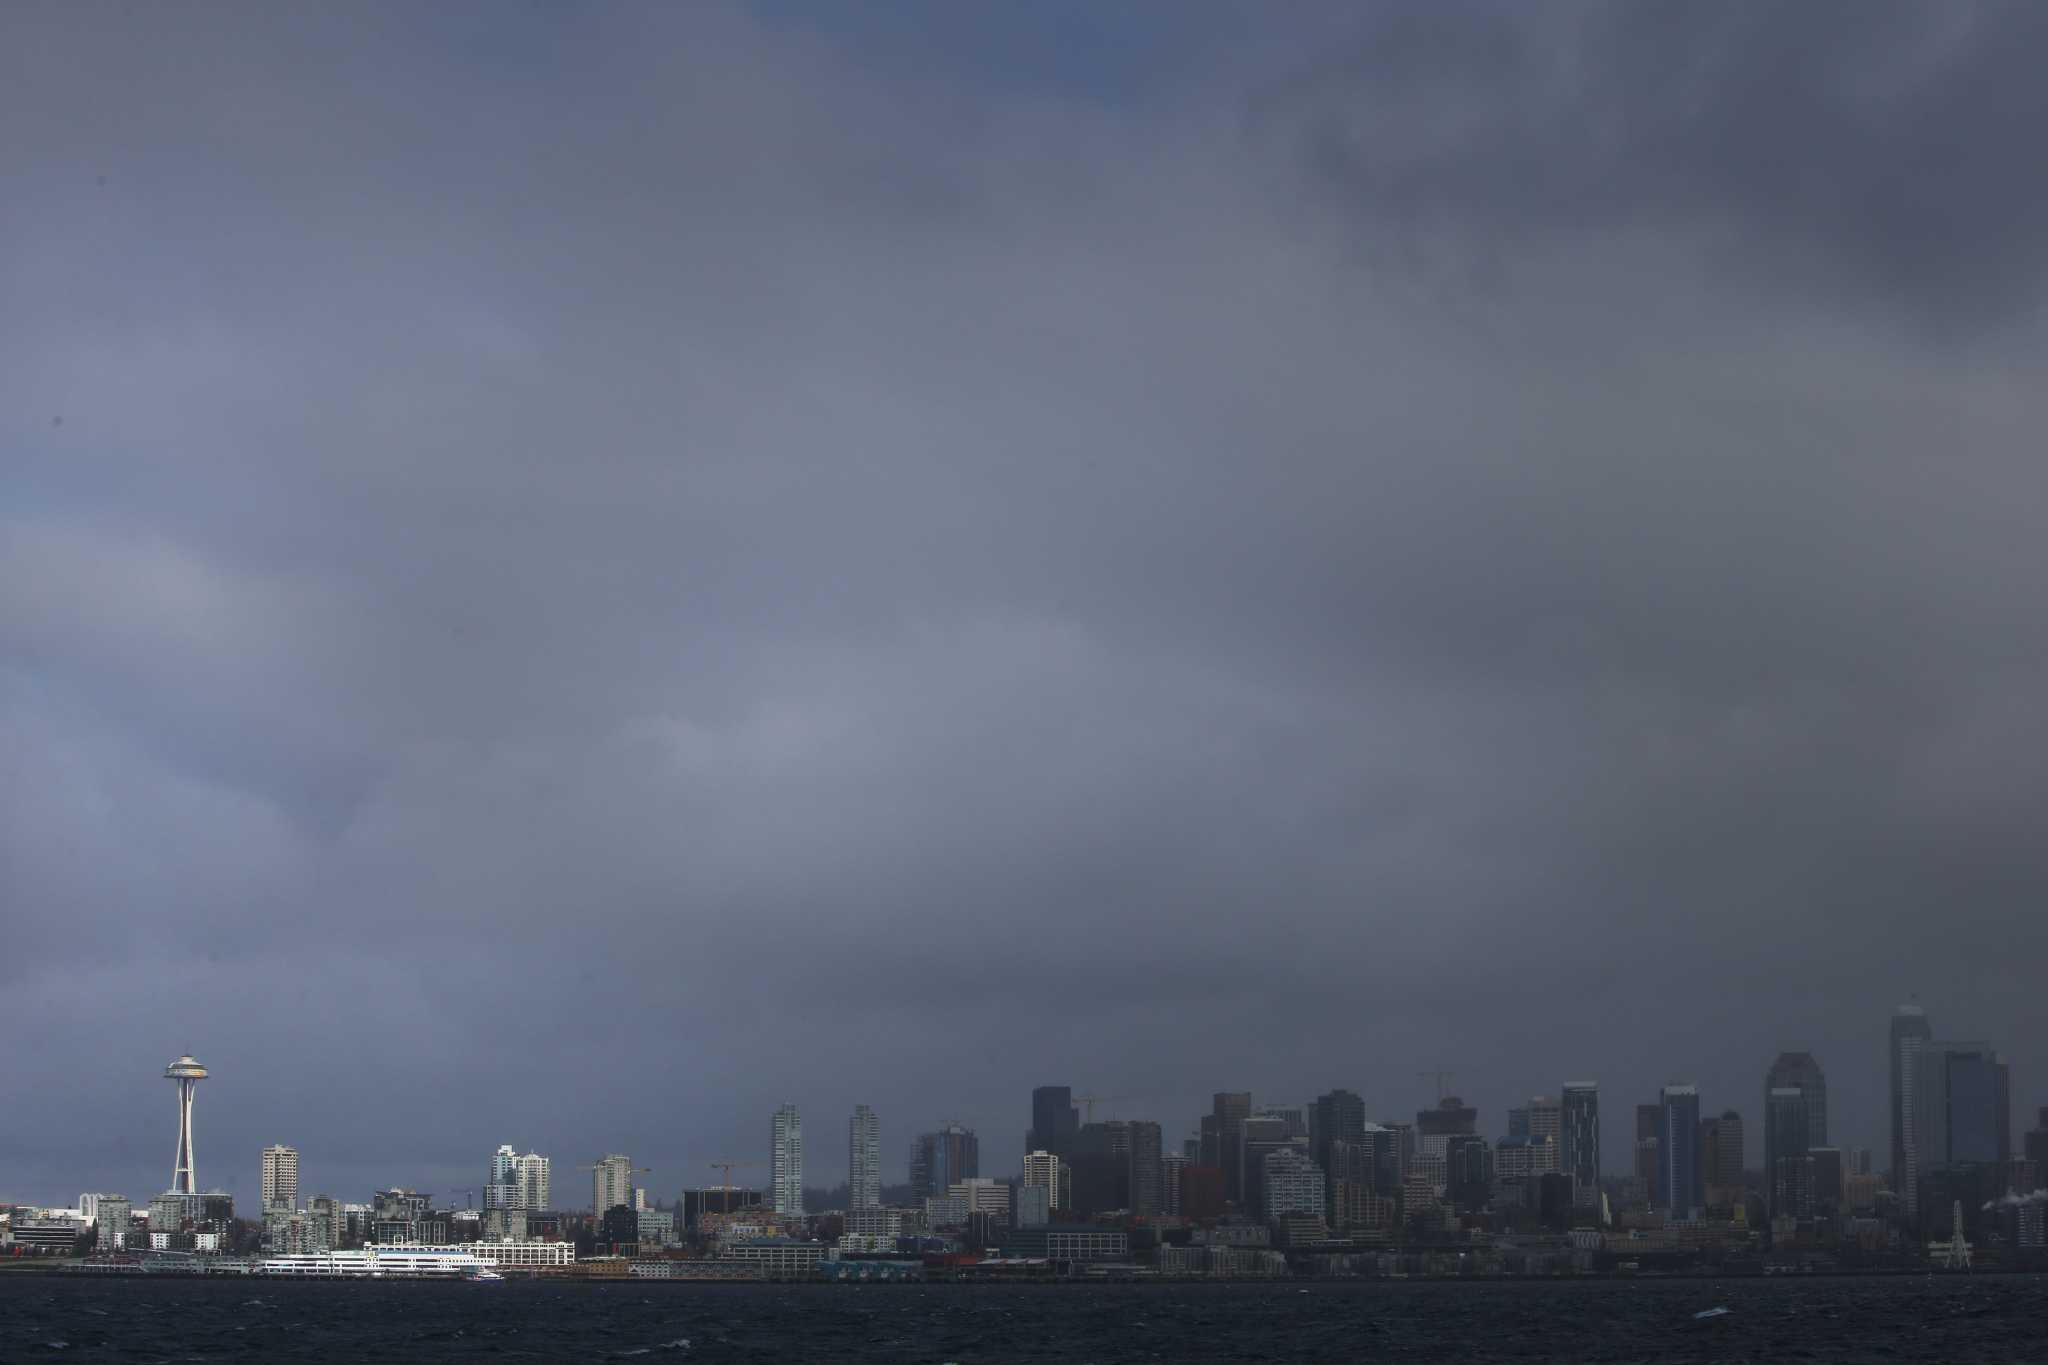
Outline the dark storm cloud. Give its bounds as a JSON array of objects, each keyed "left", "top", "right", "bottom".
[
  {"left": 1270, "top": 0, "right": 2048, "bottom": 331},
  {"left": 3, "top": 2, "right": 2045, "bottom": 1210}
]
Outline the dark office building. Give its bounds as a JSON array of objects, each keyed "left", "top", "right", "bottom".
[
  {"left": 1446, "top": 1134, "right": 1493, "bottom": 1211},
  {"left": 1212, "top": 1093, "right": 1252, "bottom": 1205},
  {"left": 1764, "top": 1052, "right": 1827, "bottom": 1215},
  {"left": 1766, "top": 1086, "right": 1811, "bottom": 1217},
  {"left": 1311, "top": 1089, "right": 1367, "bottom": 1171},
  {"left": 1655, "top": 1086, "right": 1702, "bottom": 1221},
  {"left": 910, "top": 1124, "right": 980, "bottom": 1203},
  {"left": 1809, "top": 1147, "right": 1843, "bottom": 1211},
  {"left": 1635, "top": 1103, "right": 1663, "bottom": 1206},
  {"left": 1912, "top": 1042, "right": 2011, "bottom": 1232},
  {"left": 1068, "top": 1121, "right": 1132, "bottom": 1216},
  {"left": 1700, "top": 1110, "right": 1745, "bottom": 1200},
  {"left": 1128, "top": 1120, "right": 1165, "bottom": 1217},
  {"left": 1179, "top": 1164, "right": 1225, "bottom": 1220},
  {"left": 598, "top": 1205, "right": 639, "bottom": 1249},
  {"left": 1536, "top": 1172, "right": 1575, "bottom": 1230},
  {"left": 1029, "top": 1087, "right": 1079, "bottom": 1159}
]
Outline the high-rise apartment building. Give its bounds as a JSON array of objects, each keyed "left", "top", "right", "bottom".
[
  {"left": 591, "top": 1154, "right": 635, "bottom": 1213},
  {"left": 1656, "top": 1085, "right": 1702, "bottom": 1220},
  {"left": 1890, "top": 1001, "right": 1933, "bottom": 1209},
  {"left": 1261, "top": 1147, "right": 1327, "bottom": 1219},
  {"left": 1022, "top": 1149, "right": 1064, "bottom": 1211},
  {"left": 1160, "top": 1151, "right": 1187, "bottom": 1216},
  {"left": 771, "top": 1105, "right": 805, "bottom": 1216},
  {"left": 848, "top": 1105, "right": 881, "bottom": 1210},
  {"left": 260, "top": 1145, "right": 299, "bottom": 1212},
  {"left": 517, "top": 1152, "right": 550, "bottom": 1212},
  {"left": 488, "top": 1145, "right": 519, "bottom": 1209},
  {"left": 1560, "top": 1083, "right": 1600, "bottom": 1198}
]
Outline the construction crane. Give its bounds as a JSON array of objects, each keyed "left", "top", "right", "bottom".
[
  {"left": 1075, "top": 1093, "right": 1144, "bottom": 1124},
  {"left": 1415, "top": 1070, "right": 1459, "bottom": 1101},
  {"left": 706, "top": 1160, "right": 765, "bottom": 1215}
]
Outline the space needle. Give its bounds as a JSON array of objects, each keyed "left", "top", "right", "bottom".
[{"left": 165, "top": 1054, "right": 208, "bottom": 1194}]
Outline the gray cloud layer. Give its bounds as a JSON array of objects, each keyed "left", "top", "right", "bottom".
[{"left": 4, "top": 1, "right": 2044, "bottom": 1208}]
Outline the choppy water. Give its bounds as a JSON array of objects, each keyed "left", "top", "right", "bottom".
[{"left": 3, "top": 1273, "right": 2045, "bottom": 1363}]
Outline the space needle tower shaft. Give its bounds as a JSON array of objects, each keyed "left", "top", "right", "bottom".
[{"left": 164, "top": 1055, "right": 208, "bottom": 1194}]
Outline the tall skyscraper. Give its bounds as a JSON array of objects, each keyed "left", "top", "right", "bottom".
[
  {"left": 1311, "top": 1089, "right": 1367, "bottom": 1171},
  {"left": 1128, "top": 1119, "right": 1165, "bottom": 1216},
  {"left": 1763, "top": 1050, "right": 1827, "bottom": 1216},
  {"left": 1212, "top": 1093, "right": 1252, "bottom": 1205},
  {"left": 260, "top": 1145, "right": 299, "bottom": 1211},
  {"left": 1069, "top": 1121, "right": 1135, "bottom": 1216},
  {"left": 1766, "top": 1086, "right": 1811, "bottom": 1217},
  {"left": 1029, "top": 1086, "right": 1079, "bottom": 1158},
  {"left": 1910, "top": 1041, "right": 2011, "bottom": 1227},
  {"left": 1890, "top": 1001, "right": 1933, "bottom": 1207},
  {"left": 771, "top": 1105, "right": 805, "bottom": 1216},
  {"left": 848, "top": 1105, "right": 881, "bottom": 1210},
  {"left": 591, "top": 1154, "right": 635, "bottom": 1213},
  {"left": 1656, "top": 1085, "right": 1702, "bottom": 1220},
  {"left": 1560, "top": 1082, "right": 1600, "bottom": 1197},
  {"left": 163, "top": 1055, "right": 208, "bottom": 1195},
  {"left": 1634, "top": 1102, "right": 1663, "bottom": 1206}
]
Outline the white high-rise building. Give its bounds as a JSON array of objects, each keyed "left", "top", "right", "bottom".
[
  {"left": 772, "top": 1105, "right": 805, "bottom": 1216},
  {"left": 591, "top": 1154, "right": 635, "bottom": 1213},
  {"left": 261, "top": 1145, "right": 300, "bottom": 1211},
  {"left": 517, "top": 1152, "right": 551, "bottom": 1212},
  {"left": 849, "top": 1105, "right": 881, "bottom": 1210},
  {"left": 487, "top": 1146, "right": 520, "bottom": 1210},
  {"left": 1022, "top": 1150, "right": 1063, "bottom": 1211},
  {"left": 488, "top": 1146, "right": 551, "bottom": 1212}
]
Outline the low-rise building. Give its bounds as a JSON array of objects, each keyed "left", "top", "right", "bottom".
[
  {"left": 719, "top": 1238, "right": 826, "bottom": 1276},
  {"left": 1000, "top": 1225, "right": 1129, "bottom": 1262}
]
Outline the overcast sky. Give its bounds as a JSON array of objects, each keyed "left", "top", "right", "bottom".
[{"left": 5, "top": 1, "right": 2046, "bottom": 1212}]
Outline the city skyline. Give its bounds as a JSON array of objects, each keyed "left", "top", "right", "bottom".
[
  {"left": 7, "top": 0, "right": 2048, "bottom": 1233},
  {"left": 6, "top": 1006, "right": 2031, "bottom": 1215}
]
